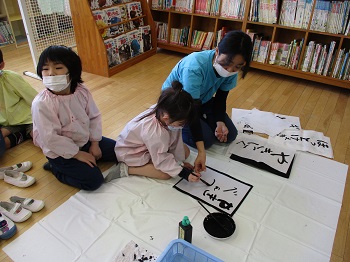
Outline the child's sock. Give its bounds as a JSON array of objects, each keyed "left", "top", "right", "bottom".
[
  {"left": 7, "top": 131, "right": 27, "bottom": 148},
  {"left": 103, "top": 162, "right": 129, "bottom": 182}
]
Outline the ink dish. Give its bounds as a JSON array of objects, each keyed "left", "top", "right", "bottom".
[{"left": 203, "top": 212, "right": 235, "bottom": 240}]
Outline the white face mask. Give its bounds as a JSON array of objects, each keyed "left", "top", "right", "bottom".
[
  {"left": 213, "top": 58, "right": 238, "bottom": 78},
  {"left": 167, "top": 125, "right": 183, "bottom": 131},
  {"left": 43, "top": 75, "right": 71, "bottom": 92}
]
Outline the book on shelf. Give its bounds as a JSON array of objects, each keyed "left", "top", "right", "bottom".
[
  {"left": 322, "top": 41, "right": 336, "bottom": 76},
  {"left": 316, "top": 45, "right": 328, "bottom": 75},
  {"left": 246, "top": 29, "right": 257, "bottom": 43},
  {"left": 175, "top": 0, "right": 194, "bottom": 13},
  {"left": 0, "top": 21, "right": 14, "bottom": 46},
  {"left": 341, "top": 52, "right": 350, "bottom": 80},
  {"left": 331, "top": 48, "right": 345, "bottom": 78},
  {"left": 90, "top": 0, "right": 115, "bottom": 9},
  {"left": 301, "top": 41, "right": 315, "bottom": 72},
  {"left": 279, "top": 43, "right": 291, "bottom": 66},
  {"left": 338, "top": 51, "right": 349, "bottom": 80},
  {"left": 221, "top": 0, "right": 246, "bottom": 19},
  {"left": 115, "top": 33, "right": 131, "bottom": 63},
  {"left": 104, "top": 38, "right": 121, "bottom": 68},
  {"left": 202, "top": 31, "right": 214, "bottom": 50},
  {"left": 310, "top": 0, "right": 331, "bottom": 32},
  {"left": 301, "top": 0, "right": 314, "bottom": 29},
  {"left": 284, "top": 40, "right": 294, "bottom": 67},
  {"left": 195, "top": 0, "right": 212, "bottom": 15},
  {"left": 104, "top": 6, "right": 125, "bottom": 37},
  {"left": 309, "top": 43, "right": 322, "bottom": 74},
  {"left": 126, "top": 1, "right": 144, "bottom": 29},
  {"left": 251, "top": 34, "right": 263, "bottom": 62},
  {"left": 279, "top": 0, "right": 298, "bottom": 27},
  {"left": 126, "top": 29, "right": 142, "bottom": 57},
  {"left": 92, "top": 9, "right": 108, "bottom": 28},
  {"left": 190, "top": 30, "right": 207, "bottom": 50},
  {"left": 215, "top": 26, "right": 230, "bottom": 47},
  {"left": 294, "top": 0, "right": 306, "bottom": 28},
  {"left": 154, "top": 21, "right": 168, "bottom": 42},
  {"left": 139, "top": 25, "right": 152, "bottom": 52},
  {"left": 257, "top": 40, "right": 271, "bottom": 63},
  {"left": 341, "top": 2, "right": 350, "bottom": 35},
  {"left": 269, "top": 42, "right": 285, "bottom": 65}
]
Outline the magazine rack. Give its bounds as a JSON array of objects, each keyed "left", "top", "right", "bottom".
[
  {"left": 149, "top": 0, "right": 350, "bottom": 89},
  {"left": 69, "top": 0, "right": 157, "bottom": 77}
]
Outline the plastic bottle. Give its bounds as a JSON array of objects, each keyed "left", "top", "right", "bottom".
[{"left": 178, "top": 216, "right": 192, "bottom": 243}]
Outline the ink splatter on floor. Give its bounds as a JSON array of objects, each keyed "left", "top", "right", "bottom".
[{"left": 114, "top": 240, "right": 157, "bottom": 262}]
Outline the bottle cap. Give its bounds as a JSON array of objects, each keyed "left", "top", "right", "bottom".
[{"left": 182, "top": 216, "right": 191, "bottom": 226}]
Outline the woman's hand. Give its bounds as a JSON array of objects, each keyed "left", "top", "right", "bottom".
[
  {"left": 89, "top": 141, "right": 102, "bottom": 160},
  {"left": 74, "top": 151, "right": 97, "bottom": 168},
  {"left": 194, "top": 141, "right": 206, "bottom": 172},
  {"left": 215, "top": 121, "right": 229, "bottom": 142}
]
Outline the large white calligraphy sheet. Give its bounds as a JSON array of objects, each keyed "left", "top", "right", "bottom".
[
  {"left": 173, "top": 166, "right": 253, "bottom": 216},
  {"left": 231, "top": 108, "right": 301, "bottom": 136},
  {"left": 226, "top": 133, "right": 296, "bottom": 178},
  {"left": 269, "top": 129, "right": 334, "bottom": 158}
]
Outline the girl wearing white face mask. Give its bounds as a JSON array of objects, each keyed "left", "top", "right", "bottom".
[
  {"left": 104, "top": 81, "right": 201, "bottom": 183},
  {"left": 162, "top": 31, "right": 253, "bottom": 174},
  {"left": 31, "top": 45, "right": 118, "bottom": 191}
]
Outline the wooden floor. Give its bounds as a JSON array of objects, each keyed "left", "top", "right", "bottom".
[{"left": 0, "top": 45, "right": 349, "bottom": 262}]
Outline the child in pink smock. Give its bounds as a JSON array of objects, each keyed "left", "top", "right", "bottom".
[
  {"left": 31, "top": 46, "right": 117, "bottom": 190},
  {"left": 104, "top": 81, "right": 201, "bottom": 182}
]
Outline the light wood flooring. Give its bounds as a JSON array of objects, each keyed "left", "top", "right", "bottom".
[{"left": 0, "top": 45, "right": 349, "bottom": 261}]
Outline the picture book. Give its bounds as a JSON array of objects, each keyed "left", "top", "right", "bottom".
[
  {"left": 126, "top": 1, "right": 144, "bottom": 29},
  {"left": 115, "top": 34, "right": 131, "bottom": 62},
  {"left": 139, "top": 25, "right": 152, "bottom": 52},
  {"left": 104, "top": 6, "right": 124, "bottom": 37},
  {"left": 92, "top": 9, "right": 108, "bottom": 28},
  {"left": 126, "top": 29, "right": 142, "bottom": 57},
  {"left": 119, "top": 4, "right": 132, "bottom": 32},
  {"left": 104, "top": 38, "right": 121, "bottom": 67},
  {"left": 92, "top": 9, "right": 109, "bottom": 38},
  {"left": 90, "top": 0, "right": 114, "bottom": 9}
]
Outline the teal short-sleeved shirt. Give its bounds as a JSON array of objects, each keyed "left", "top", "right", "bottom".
[{"left": 162, "top": 50, "right": 238, "bottom": 104}]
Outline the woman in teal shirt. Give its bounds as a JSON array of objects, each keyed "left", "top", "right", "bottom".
[{"left": 162, "top": 30, "right": 253, "bottom": 172}]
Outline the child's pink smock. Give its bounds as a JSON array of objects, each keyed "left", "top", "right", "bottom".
[
  {"left": 115, "top": 108, "right": 185, "bottom": 177},
  {"left": 31, "top": 84, "right": 102, "bottom": 159}
]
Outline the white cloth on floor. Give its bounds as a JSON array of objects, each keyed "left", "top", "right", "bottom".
[{"left": 3, "top": 147, "right": 348, "bottom": 262}]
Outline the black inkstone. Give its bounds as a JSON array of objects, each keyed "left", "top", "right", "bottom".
[{"left": 203, "top": 212, "right": 236, "bottom": 239}]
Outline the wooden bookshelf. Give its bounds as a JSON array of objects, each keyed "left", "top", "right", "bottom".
[
  {"left": 0, "top": 0, "right": 27, "bottom": 47},
  {"left": 69, "top": 0, "right": 157, "bottom": 77},
  {"left": 149, "top": 0, "right": 350, "bottom": 89}
]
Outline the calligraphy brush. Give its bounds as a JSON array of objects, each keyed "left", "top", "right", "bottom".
[
  {"left": 197, "top": 200, "right": 231, "bottom": 233},
  {"left": 180, "top": 165, "right": 211, "bottom": 186}
]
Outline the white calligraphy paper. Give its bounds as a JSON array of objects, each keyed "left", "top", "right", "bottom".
[
  {"left": 232, "top": 108, "right": 301, "bottom": 136},
  {"left": 114, "top": 240, "right": 157, "bottom": 262},
  {"left": 174, "top": 166, "right": 253, "bottom": 216},
  {"left": 269, "top": 129, "right": 334, "bottom": 159},
  {"left": 226, "top": 133, "right": 296, "bottom": 178}
]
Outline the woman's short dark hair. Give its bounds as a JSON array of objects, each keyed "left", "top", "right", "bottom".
[
  {"left": 36, "top": 45, "right": 83, "bottom": 92},
  {"left": 218, "top": 30, "right": 253, "bottom": 78},
  {"left": 140, "top": 81, "right": 195, "bottom": 125}
]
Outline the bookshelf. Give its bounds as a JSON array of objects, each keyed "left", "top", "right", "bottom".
[
  {"left": 0, "top": 0, "right": 27, "bottom": 47},
  {"left": 69, "top": 0, "right": 157, "bottom": 77},
  {"left": 149, "top": 0, "right": 350, "bottom": 89}
]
